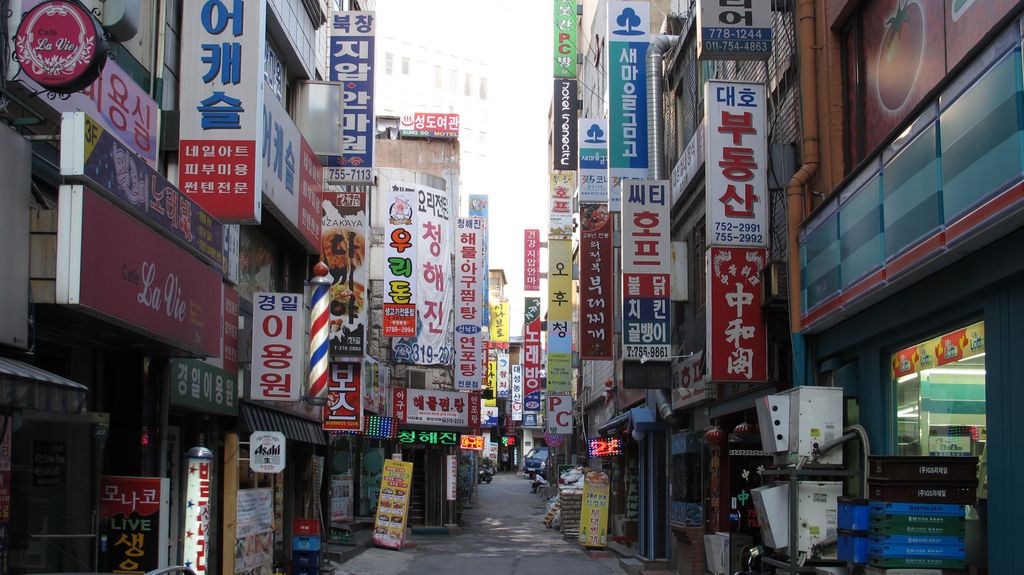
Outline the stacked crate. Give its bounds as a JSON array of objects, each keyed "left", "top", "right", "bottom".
[
  {"left": 865, "top": 456, "right": 977, "bottom": 571},
  {"left": 559, "top": 488, "right": 583, "bottom": 540},
  {"left": 292, "top": 519, "right": 321, "bottom": 575}
]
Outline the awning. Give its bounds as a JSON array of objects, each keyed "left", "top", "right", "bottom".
[
  {"left": 597, "top": 406, "right": 667, "bottom": 436},
  {"left": 0, "top": 357, "right": 88, "bottom": 413},
  {"left": 241, "top": 402, "right": 327, "bottom": 446}
]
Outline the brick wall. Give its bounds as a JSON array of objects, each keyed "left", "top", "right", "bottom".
[{"left": 670, "top": 525, "right": 706, "bottom": 575}]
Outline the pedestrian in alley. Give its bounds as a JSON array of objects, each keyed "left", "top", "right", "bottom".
[{"left": 501, "top": 451, "right": 510, "bottom": 472}]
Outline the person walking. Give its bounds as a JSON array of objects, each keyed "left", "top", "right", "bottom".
[{"left": 501, "top": 451, "right": 510, "bottom": 472}]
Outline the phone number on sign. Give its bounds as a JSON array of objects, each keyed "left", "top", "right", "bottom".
[
  {"left": 324, "top": 167, "right": 373, "bottom": 183},
  {"left": 625, "top": 346, "right": 671, "bottom": 360}
]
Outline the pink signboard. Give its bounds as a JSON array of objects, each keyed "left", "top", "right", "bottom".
[
  {"left": 707, "top": 247, "right": 767, "bottom": 382},
  {"left": 393, "top": 388, "right": 479, "bottom": 429},
  {"left": 15, "top": 1, "right": 106, "bottom": 93},
  {"left": 58, "top": 187, "right": 221, "bottom": 356},
  {"left": 524, "top": 229, "right": 540, "bottom": 292}
]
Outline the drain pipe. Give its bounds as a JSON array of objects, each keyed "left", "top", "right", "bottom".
[
  {"left": 647, "top": 31, "right": 680, "bottom": 427},
  {"left": 787, "top": 0, "right": 820, "bottom": 387}
]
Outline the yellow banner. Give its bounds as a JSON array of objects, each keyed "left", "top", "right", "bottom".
[
  {"left": 891, "top": 321, "right": 985, "bottom": 379},
  {"left": 372, "top": 459, "right": 413, "bottom": 550},
  {"left": 548, "top": 239, "right": 573, "bottom": 322},
  {"left": 485, "top": 359, "right": 497, "bottom": 407},
  {"left": 579, "top": 470, "right": 610, "bottom": 547},
  {"left": 490, "top": 300, "right": 509, "bottom": 342}
]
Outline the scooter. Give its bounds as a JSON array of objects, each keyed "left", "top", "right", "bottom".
[{"left": 479, "top": 464, "right": 494, "bottom": 484}]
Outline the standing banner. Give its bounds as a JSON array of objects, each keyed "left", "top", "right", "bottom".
[
  {"left": 393, "top": 183, "right": 455, "bottom": 365},
  {"left": 235, "top": 488, "right": 273, "bottom": 573},
  {"left": 384, "top": 185, "right": 417, "bottom": 337},
  {"left": 622, "top": 181, "right": 671, "bottom": 362},
  {"left": 705, "top": 81, "right": 768, "bottom": 248},
  {"left": 251, "top": 293, "right": 304, "bottom": 401},
  {"left": 455, "top": 217, "right": 485, "bottom": 390},
  {"left": 372, "top": 459, "right": 413, "bottom": 550},
  {"left": 331, "top": 473, "right": 354, "bottom": 524},
  {"left": 553, "top": 79, "right": 578, "bottom": 172},
  {"left": 511, "top": 364, "right": 524, "bottom": 421},
  {"left": 523, "top": 298, "right": 543, "bottom": 412},
  {"left": 496, "top": 353, "right": 511, "bottom": 399},
  {"left": 99, "top": 476, "right": 169, "bottom": 573},
  {"left": 323, "top": 186, "right": 368, "bottom": 359},
  {"left": 524, "top": 229, "right": 541, "bottom": 292},
  {"left": 580, "top": 203, "right": 614, "bottom": 359},
  {"left": 468, "top": 195, "right": 490, "bottom": 327},
  {"left": 707, "top": 247, "right": 767, "bottom": 382},
  {"left": 326, "top": 11, "right": 375, "bottom": 183},
  {"left": 553, "top": 0, "right": 577, "bottom": 78},
  {"left": 179, "top": 0, "right": 266, "bottom": 222},
  {"left": 549, "top": 172, "right": 575, "bottom": 239},
  {"left": 607, "top": 1, "right": 650, "bottom": 212},
  {"left": 546, "top": 394, "right": 573, "bottom": 435},
  {"left": 324, "top": 362, "right": 363, "bottom": 431},
  {"left": 579, "top": 470, "right": 611, "bottom": 547},
  {"left": 579, "top": 118, "right": 609, "bottom": 203}
]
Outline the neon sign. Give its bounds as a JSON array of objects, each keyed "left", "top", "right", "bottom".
[{"left": 587, "top": 437, "right": 623, "bottom": 458}]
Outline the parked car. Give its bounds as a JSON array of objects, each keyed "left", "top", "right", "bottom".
[{"left": 523, "top": 446, "right": 549, "bottom": 475}]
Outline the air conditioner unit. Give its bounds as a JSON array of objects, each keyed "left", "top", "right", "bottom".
[{"left": 762, "top": 261, "right": 788, "bottom": 306}]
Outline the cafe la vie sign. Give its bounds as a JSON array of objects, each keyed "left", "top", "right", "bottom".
[{"left": 15, "top": 0, "right": 108, "bottom": 93}]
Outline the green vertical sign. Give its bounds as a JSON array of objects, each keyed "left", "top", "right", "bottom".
[
  {"left": 169, "top": 359, "right": 238, "bottom": 416},
  {"left": 554, "top": 0, "right": 577, "bottom": 78}
]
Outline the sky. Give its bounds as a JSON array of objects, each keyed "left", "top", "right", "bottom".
[{"left": 374, "top": 0, "right": 555, "bottom": 334}]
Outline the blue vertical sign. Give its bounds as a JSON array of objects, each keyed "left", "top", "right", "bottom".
[
  {"left": 327, "top": 11, "right": 375, "bottom": 184},
  {"left": 469, "top": 195, "right": 490, "bottom": 327},
  {"left": 579, "top": 118, "right": 609, "bottom": 203},
  {"left": 607, "top": 2, "right": 650, "bottom": 212}
]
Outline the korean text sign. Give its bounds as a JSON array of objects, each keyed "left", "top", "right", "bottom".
[
  {"left": 523, "top": 298, "right": 543, "bottom": 411},
  {"left": 580, "top": 203, "right": 614, "bottom": 359},
  {"left": 179, "top": 0, "right": 267, "bottom": 222},
  {"left": 469, "top": 195, "right": 490, "bottom": 326},
  {"left": 608, "top": 2, "right": 650, "bottom": 182},
  {"left": 622, "top": 181, "right": 671, "bottom": 361},
  {"left": 553, "top": 79, "right": 578, "bottom": 171},
  {"left": 327, "top": 11, "right": 375, "bottom": 183},
  {"left": 697, "top": 0, "right": 772, "bottom": 61},
  {"left": 547, "top": 320, "right": 573, "bottom": 393},
  {"left": 323, "top": 362, "right": 363, "bottom": 431},
  {"left": 251, "top": 292, "right": 304, "bottom": 401},
  {"left": 496, "top": 353, "right": 511, "bottom": 399},
  {"left": 579, "top": 118, "right": 609, "bottom": 203},
  {"left": 384, "top": 185, "right": 418, "bottom": 337},
  {"left": 323, "top": 187, "right": 368, "bottom": 359},
  {"left": 549, "top": 172, "right": 576, "bottom": 239},
  {"left": 548, "top": 239, "right": 574, "bottom": 321},
  {"left": 399, "top": 112, "right": 459, "bottom": 139},
  {"left": 372, "top": 459, "right": 413, "bottom": 549},
  {"left": 455, "top": 217, "right": 485, "bottom": 390},
  {"left": 393, "top": 388, "right": 474, "bottom": 428},
  {"left": 546, "top": 394, "right": 573, "bottom": 435},
  {"left": 707, "top": 247, "right": 767, "bottom": 381},
  {"left": 169, "top": 359, "right": 238, "bottom": 416},
  {"left": 553, "top": 0, "right": 577, "bottom": 78},
  {"left": 705, "top": 81, "right": 767, "bottom": 248},
  {"left": 99, "top": 475, "right": 167, "bottom": 573},
  {"left": 524, "top": 229, "right": 541, "bottom": 291},
  {"left": 490, "top": 300, "right": 509, "bottom": 343},
  {"left": 511, "top": 364, "right": 524, "bottom": 421}
]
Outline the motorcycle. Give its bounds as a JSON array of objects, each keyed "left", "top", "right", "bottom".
[{"left": 479, "top": 464, "right": 494, "bottom": 484}]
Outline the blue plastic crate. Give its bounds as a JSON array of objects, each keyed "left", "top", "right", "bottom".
[
  {"left": 869, "top": 534, "right": 965, "bottom": 547},
  {"left": 868, "top": 501, "right": 964, "bottom": 517},
  {"left": 293, "top": 535, "right": 321, "bottom": 551},
  {"left": 838, "top": 529, "right": 869, "bottom": 564},
  {"left": 292, "top": 550, "right": 320, "bottom": 568},
  {"left": 868, "top": 543, "right": 966, "bottom": 559},
  {"left": 838, "top": 497, "right": 870, "bottom": 531}
]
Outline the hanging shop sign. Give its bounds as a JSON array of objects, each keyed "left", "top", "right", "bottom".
[
  {"left": 485, "top": 359, "right": 497, "bottom": 407},
  {"left": 182, "top": 446, "right": 213, "bottom": 573},
  {"left": 323, "top": 187, "right": 368, "bottom": 359},
  {"left": 523, "top": 413, "right": 540, "bottom": 428},
  {"left": 580, "top": 203, "right": 614, "bottom": 359},
  {"left": 496, "top": 353, "right": 511, "bottom": 399},
  {"left": 524, "top": 229, "right": 541, "bottom": 291},
  {"left": 608, "top": 1, "right": 650, "bottom": 195},
  {"left": 326, "top": 11, "right": 376, "bottom": 183},
  {"left": 671, "top": 350, "right": 708, "bottom": 410},
  {"left": 697, "top": 0, "right": 772, "bottom": 61},
  {"left": 364, "top": 358, "right": 389, "bottom": 415},
  {"left": 222, "top": 285, "right": 239, "bottom": 374},
  {"left": 383, "top": 184, "right": 418, "bottom": 337},
  {"left": 705, "top": 80, "right": 768, "bottom": 248},
  {"left": 446, "top": 455, "right": 458, "bottom": 501},
  {"left": 399, "top": 112, "right": 460, "bottom": 139},
  {"left": 671, "top": 118, "right": 706, "bottom": 206},
  {"left": 553, "top": 79, "right": 578, "bottom": 172},
  {"left": 249, "top": 431, "right": 286, "bottom": 474},
  {"left": 460, "top": 435, "right": 485, "bottom": 451},
  {"left": 482, "top": 406, "right": 499, "bottom": 428},
  {"left": 587, "top": 437, "right": 623, "bottom": 458},
  {"left": 546, "top": 394, "right": 573, "bottom": 435},
  {"left": 579, "top": 470, "right": 611, "bottom": 547},
  {"left": 549, "top": 172, "right": 576, "bottom": 239},
  {"left": 455, "top": 217, "right": 485, "bottom": 390},
  {"left": 490, "top": 300, "right": 510, "bottom": 345},
  {"left": 55, "top": 186, "right": 222, "bottom": 356},
  {"left": 14, "top": 0, "right": 107, "bottom": 93},
  {"left": 397, "top": 430, "right": 460, "bottom": 446},
  {"left": 169, "top": 359, "right": 238, "bottom": 416},
  {"left": 511, "top": 364, "right": 524, "bottom": 421},
  {"left": 707, "top": 247, "right": 767, "bottom": 382},
  {"left": 523, "top": 298, "right": 543, "bottom": 411},
  {"left": 553, "top": 0, "right": 577, "bottom": 78},
  {"left": 372, "top": 459, "right": 413, "bottom": 549},
  {"left": 579, "top": 118, "right": 609, "bottom": 203},
  {"left": 179, "top": 0, "right": 267, "bottom": 223},
  {"left": 622, "top": 180, "right": 672, "bottom": 362},
  {"left": 547, "top": 320, "right": 573, "bottom": 393},
  {"left": 98, "top": 475, "right": 169, "bottom": 573},
  {"left": 393, "top": 388, "right": 481, "bottom": 429},
  {"left": 548, "top": 239, "right": 574, "bottom": 321},
  {"left": 324, "top": 362, "right": 363, "bottom": 432},
  {"left": 469, "top": 194, "right": 491, "bottom": 326},
  {"left": 250, "top": 292, "right": 304, "bottom": 401}
]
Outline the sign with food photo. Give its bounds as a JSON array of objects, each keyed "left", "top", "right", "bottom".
[{"left": 323, "top": 187, "right": 368, "bottom": 359}]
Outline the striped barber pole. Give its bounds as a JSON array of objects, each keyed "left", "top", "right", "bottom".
[{"left": 308, "top": 261, "right": 333, "bottom": 398}]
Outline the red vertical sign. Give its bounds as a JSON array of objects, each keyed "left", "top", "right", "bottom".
[
  {"left": 707, "top": 247, "right": 767, "bottom": 382},
  {"left": 323, "top": 362, "right": 363, "bottom": 431},
  {"left": 524, "top": 229, "right": 540, "bottom": 291},
  {"left": 580, "top": 204, "right": 613, "bottom": 359},
  {"left": 522, "top": 298, "right": 543, "bottom": 411},
  {"left": 222, "top": 285, "right": 239, "bottom": 375}
]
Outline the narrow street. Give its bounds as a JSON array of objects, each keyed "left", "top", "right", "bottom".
[{"left": 335, "top": 472, "right": 626, "bottom": 575}]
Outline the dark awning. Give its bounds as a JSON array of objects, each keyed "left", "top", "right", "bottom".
[
  {"left": 240, "top": 402, "right": 327, "bottom": 446},
  {"left": 0, "top": 357, "right": 88, "bottom": 413}
]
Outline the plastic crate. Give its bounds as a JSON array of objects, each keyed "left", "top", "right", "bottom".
[
  {"left": 293, "top": 535, "right": 321, "bottom": 551},
  {"left": 868, "top": 501, "right": 965, "bottom": 517},
  {"left": 868, "top": 518, "right": 965, "bottom": 538},
  {"left": 867, "top": 480, "right": 977, "bottom": 504},
  {"left": 868, "top": 456, "right": 979, "bottom": 482},
  {"left": 868, "top": 543, "right": 965, "bottom": 559},
  {"left": 292, "top": 550, "right": 320, "bottom": 568},
  {"left": 868, "top": 533, "right": 965, "bottom": 547},
  {"left": 293, "top": 518, "right": 320, "bottom": 536},
  {"left": 868, "top": 555, "right": 965, "bottom": 569},
  {"left": 837, "top": 529, "right": 868, "bottom": 564},
  {"left": 838, "top": 497, "right": 870, "bottom": 531}
]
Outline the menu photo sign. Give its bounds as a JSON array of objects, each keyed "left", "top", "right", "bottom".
[
  {"left": 99, "top": 476, "right": 169, "bottom": 573},
  {"left": 372, "top": 459, "right": 413, "bottom": 549},
  {"left": 323, "top": 187, "right": 368, "bottom": 359}
]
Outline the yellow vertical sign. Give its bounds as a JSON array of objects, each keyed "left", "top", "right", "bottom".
[
  {"left": 579, "top": 470, "right": 610, "bottom": 547},
  {"left": 490, "top": 300, "right": 509, "bottom": 342},
  {"left": 372, "top": 459, "right": 414, "bottom": 550},
  {"left": 548, "top": 239, "right": 573, "bottom": 321},
  {"left": 485, "top": 359, "right": 497, "bottom": 407}
]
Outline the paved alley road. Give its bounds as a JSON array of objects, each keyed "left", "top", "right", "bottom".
[{"left": 335, "top": 472, "right": 626, "bottom": 575}]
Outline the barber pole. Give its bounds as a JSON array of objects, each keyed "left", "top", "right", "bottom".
[{"left": 308, "top": 262, "right": 333, "bottom": 399}]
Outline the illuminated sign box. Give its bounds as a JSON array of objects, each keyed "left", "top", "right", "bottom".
[
  {"left": 398, "top": 430, "right": 459, "bottom": 446},
  {"left": 588, "top": 437, "right": 623, "bottom": 458},
  {"left": 460, "top": 435, "right": 485, "bottom": 451}
]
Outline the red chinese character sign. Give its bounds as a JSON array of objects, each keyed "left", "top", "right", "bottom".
[
  {"left": 323, "top": 362, "right": 363, "bottom": 431},
  {"left": 524, "top": 229, "right": 541, "bottom": 291},
  {"left": 621, "top": 180, "right": 671, "bottom": 361},
  {"left": 707, "top": 247, "right": 767, "bottom": 382},
  {"left": 580, "top": 203, "right": 614, "bottom": 359},
  {"left": 705, "top": 80, "right": 767, "bottom": 248},
  {"left": 15, "top": 1, "right": 108, "bottom": 93},
  {"left": 384, "top": 185, "right": 417, "bottom": 337},
  {"left": 251, "top": 293, "right": 304, "bottom": 401}
]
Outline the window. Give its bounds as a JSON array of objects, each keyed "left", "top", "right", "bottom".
[
  {"left": 435, "top": 65, "right": 443, "bottom": 90},
  {"left": 401, "top": 57, "right": 410, "bottom": 75},
  {"left": 692, "top": 217, "right": 705, "bottom": 310},
  {"left": 385, "top": 52, "right": 393, "bottom": 75},
  {"left": 841, "top": 18, "right": 866, "bottom": 170},
  {"left": 450, "top": 69, "right": 457, "bottom": 93},
  {"left": 479, "top": 77, "right": 488, "bottom": 100}
]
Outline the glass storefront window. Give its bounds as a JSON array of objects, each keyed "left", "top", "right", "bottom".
[{"left": 891, "top": 321, "right": 987, "bottom": 497}]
